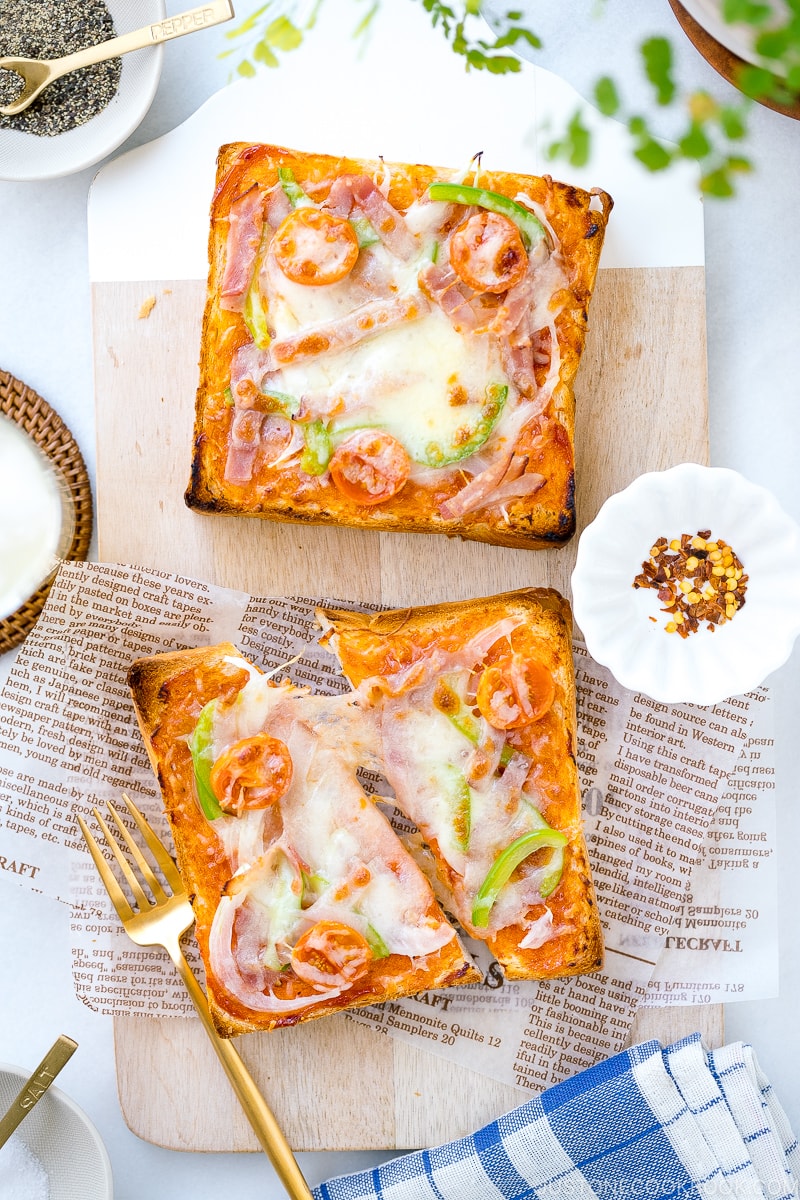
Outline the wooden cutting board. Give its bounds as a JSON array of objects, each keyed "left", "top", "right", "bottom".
[{"left": 91, "top": 263, "right": 722, "bottom": 1151}]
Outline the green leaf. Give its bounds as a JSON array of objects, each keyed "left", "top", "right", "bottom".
[
  {"left": 678, "top": 121, "right": 712, "bottom": 160},
  {"left": 755, "top": 27, "right": 791, "bottom": 58},
  {"left": 594, "top": 75, "right": 620, "bottom": 116},
  {"left": 719, "top": 105, "right": 748, "bottom": 138},
  {"left": 726, "top": 154, "right": 753, "bottom": 172},
  {"left": 564, "top": 110, "right": 591, "bottom": 166},
  {"left": 641, "top": 36, "right": 676, "bottom": 105},
  {"left": 633, "top": 138, "right": 673, "bottom": 171},
  {"left": 701, "top": 168, "right": 735, "bottom": 198},
  {"left": 237, "top": 59, "right": 256, "bottom": 78},
  {"left": 628, "top": 114, "right": 647, "bottom": 135},
  {"left": 225, "top": 2, "right": 271, "bottom": 39},
  {"left": 737, "top": 62, "right": 779, "bottom": 98},
  {"left": 721, "top": 0, "right": 772, "bottom": 24},
  {"left": 253, "top": 39, "right": 279, "bottom": 67},
  {"left": 492, "top": 26, "right": 542, "bottom": 50},
  {"left": 264, "top": 15, "right": 303, "bottom": 51},
  {"left": 352, "top": 1, "right": 379, "bottom": 38},
  {"left": 786, "top": 63, "right": 800, "bottom": 92}
]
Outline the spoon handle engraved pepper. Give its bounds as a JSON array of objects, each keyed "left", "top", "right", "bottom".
[{"left": 0, "top": 1035, "right": 78, "bottom": 1149}]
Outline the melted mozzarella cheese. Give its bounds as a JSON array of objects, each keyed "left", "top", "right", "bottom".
[{"left": 264, "top": 238, "right": 516, "bottom": 464}]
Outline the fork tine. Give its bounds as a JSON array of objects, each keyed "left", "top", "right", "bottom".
[
  {"left": 103, "top": 800, "right": 168, "bottom": 905},
  {"left": 120, "top": 793, "right": 184, "bottom": 894},
  {"left": 92, "top": 805, "right": 154, "bottom": 909},
  {"left": 76, "top": 814, "right": 135, "bottom": 923}
]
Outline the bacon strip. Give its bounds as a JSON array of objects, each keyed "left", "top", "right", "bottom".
[
  {"left": 271, "top": 293, "right": 428, "bottom": 365},
  {"left": 220, "top": 185, "right": 266, "bottom": 311}
]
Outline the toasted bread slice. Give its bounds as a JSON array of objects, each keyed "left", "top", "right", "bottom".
[
  {"left": 187, "top": 143, "right": 612, "bottom": 549},
  {"left": 128, "top": 643, "right": 480, "bottom": 1036},
  {"left": 318, "top": 589, "right": 604, "bottom": 980}
]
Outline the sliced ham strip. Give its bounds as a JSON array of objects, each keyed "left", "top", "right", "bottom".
[
  {"left": 271, "top": 293, "right": 428, "bottom": 365},
  {"left": 220, "top": 185, "right": 266, "bottom": 311},
  {"left": 265, "top": 181, "right": 292, "bottom": 229},
  {"left": 323, "top": 175, "right": 355, "bottom": 219},
  {"left": 225, "top": 408, "right": 264, "bottom": 485},
  {"left": 440, "top": 450, "right": 545, "bottom": 519},
  {"left": 230, "top": 342, "right": 274, "bottom": 399},
  {"left": 439, "top": 447, "right": 515, "bottom": 520},
  {"left": 323, "top": 174, "right": 416, "bottom": 259},
  {"left": 209, "top": 889, "right": 345, "bottom": 1013},
  {"left": 418, "top": 261, "right": 482, "bottom": 334},
  {"left": 487, "top": 470, "right": 546, "bottom": 508}
]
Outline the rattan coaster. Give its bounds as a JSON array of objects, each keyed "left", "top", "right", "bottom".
[{"left": 0, "top": 369, "right": 93, "bottom": 654}]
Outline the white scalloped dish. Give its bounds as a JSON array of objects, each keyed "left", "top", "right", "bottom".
[{"left": 571, "top": 463, "right": 800, "bottom": 706}]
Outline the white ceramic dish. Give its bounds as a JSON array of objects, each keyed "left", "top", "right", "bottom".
[
  {"left": 0, "top": 1061, "right": 113, "bottom": 1198},
  {"left": 571, "top": 463, "right": 800, "bottom": 706},
  {"left": 0, "top": 0, "right": 164, "bottom": 182}
]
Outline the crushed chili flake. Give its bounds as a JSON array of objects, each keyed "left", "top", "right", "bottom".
[{"left": 633, "top": 530, "right": 748, "bottom": 638}]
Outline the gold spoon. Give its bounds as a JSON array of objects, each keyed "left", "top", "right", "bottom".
[
  {"left": 0, "top": 1035, "right": 78, "bottom": 1149},
  {"left": 0, "top": 0, "right": 235, "bottom": 118}
]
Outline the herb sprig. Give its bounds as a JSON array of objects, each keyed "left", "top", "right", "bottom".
[{"left": 222, "top": 0, "right": 800, "bottom": 197}]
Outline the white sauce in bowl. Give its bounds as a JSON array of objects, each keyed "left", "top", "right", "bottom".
[{"left": 0, "top": 416, "right": 72, "bottom": 621}]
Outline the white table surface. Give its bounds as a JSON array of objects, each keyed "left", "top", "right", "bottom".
[{"left": 1, "top": 2, "right": 799, "bottom": 1197}]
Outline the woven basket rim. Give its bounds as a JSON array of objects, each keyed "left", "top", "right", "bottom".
[{"left": 0, "top": 368, "right": 93, "bottom": 655}]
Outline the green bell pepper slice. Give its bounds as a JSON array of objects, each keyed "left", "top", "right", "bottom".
[
  {"left": 434, "top": 675, "right": 513, "bottom": 767},
  {"left": 278, "top": 166, "right": 315, "bottom": 209},
  {"left": 187, "top": 701, "right": 224, "bottom": 821},
  {"left": 419, "top": 383, "right": 507, "bottom": 469},
  {"left": 364, "top": 923, "right": 391, "bottom": 960},
  {"left": 428, "top": 182, "right": 547, "bottom": 252},
  {"left": 437, "top": 764, "right": 472, "bottom": 852},
  {"left": 278, "top": 167, "right": 377, "bottom": 248},
  {"left": 242, "top": 283, "right": 271, "bottom": 350},
  {"left": 300, "top": 419, "right": 332, "bottom": 475},
  {"left": 261, "top": 388, "right": 300, "bottom": 419},
  {"left": 471, "top": 827, "right": 568, "bottom": 928}
]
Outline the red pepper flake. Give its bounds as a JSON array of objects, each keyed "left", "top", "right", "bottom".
[{"left": 632, "top": 531, "right": 748, "bottom": 638}]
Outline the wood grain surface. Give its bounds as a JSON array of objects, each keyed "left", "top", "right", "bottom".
[{"left": 92, "top": 265, "right": 722, "bottom": 1152}]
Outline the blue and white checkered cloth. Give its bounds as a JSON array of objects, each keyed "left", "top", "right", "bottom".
[{"left": 315, "top": 1035, "right": 799, "bottom": 1200}]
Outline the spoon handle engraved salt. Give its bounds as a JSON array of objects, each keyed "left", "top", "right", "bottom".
[{"left": 0, "top": 1035, "right": 78, "bottom": 1149}]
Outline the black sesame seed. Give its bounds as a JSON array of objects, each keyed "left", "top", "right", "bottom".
[{"left": 0, "top": 0, "right": 121, "bottom": 136}]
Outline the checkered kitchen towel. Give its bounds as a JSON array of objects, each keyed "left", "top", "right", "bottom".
[{"left": 315, "top": 1035, "right": 799, "bottom": 1200}]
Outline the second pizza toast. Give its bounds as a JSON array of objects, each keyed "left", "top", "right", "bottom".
[
  {"left": 127, "top": 589, "right": 603, "bottom": 1037},
  {"left": 187, "top": 144, "right": 612, "bottom": 549}
]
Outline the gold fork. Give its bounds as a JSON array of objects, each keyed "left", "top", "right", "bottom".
[{"left": 77, "top": 794, "right": 313, "bottom": 1200}]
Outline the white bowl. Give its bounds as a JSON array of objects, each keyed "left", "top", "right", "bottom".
[
  {"left": 571, "top": 463, "right": 800, "bottom": 706},
  {"left": 0, "top": 1062, "right": 113, "bottom": 1198},
  {"left": 0, "top": 0, "right": 164, "bottom": 182}
]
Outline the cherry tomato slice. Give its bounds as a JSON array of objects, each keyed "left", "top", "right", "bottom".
[
  {"left": 210, "top": 734, "right": 293, "bottom": 816},
  {"left": 449, "top": 211, "right": 528, "bottom": 294},
  {"left": 329, "top": 430, "right": 411, "bottom": 506},
  {"left": 272, "top": 208, "right": 359, "bottom": 286},
  {"left": 290, "top": 921, "right": 372, "bottom": 988},
  {"left": 476, "top": 654, "right": 555, "bottom": 729}
]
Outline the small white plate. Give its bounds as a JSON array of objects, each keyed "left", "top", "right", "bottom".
[
  {"left": 0, "top": 1062, "right": 113, "bottom": 1198},
  {"left": 571, "top": 463, "right": 800, "bottom": 705},
  {"left": 0, "top": 0, "right": 164, "bottom": 182}
]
